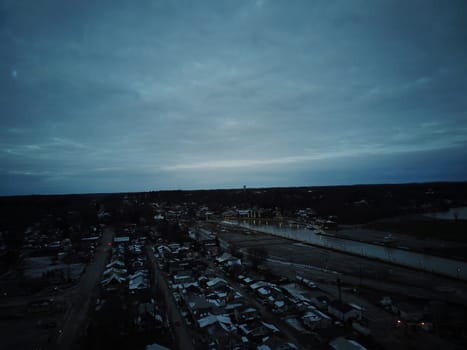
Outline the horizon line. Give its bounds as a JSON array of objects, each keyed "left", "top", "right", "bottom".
[{"left": 1, "top": 180, "right": 466, "bottom": 199}]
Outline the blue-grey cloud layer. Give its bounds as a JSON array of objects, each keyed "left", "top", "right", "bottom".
[{"left": 1, "top": 0, "right": 467, "bottom": 195}]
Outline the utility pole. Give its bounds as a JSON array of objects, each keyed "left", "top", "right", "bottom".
[{"left": 337, "top": 278, "right": 342, "bottom": 304}]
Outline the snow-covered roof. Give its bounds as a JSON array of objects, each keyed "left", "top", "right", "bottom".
[
  {"left": 261, "top": 322, "right": 279, "bottom": 333},
  {"left": 274, "top": 300, "right": 285, "bottom": 308},
  {"left": 206, "top": 277, "right": 227, "bottom": 288},
  {"left": 197, "top": 314, "right": 233, "bottom": 328},
  {"left": 216, "top": 252, "right": 232, "bottom": 263},
  {"left": 129, "top": 275, "right": 147, "bottom": 290},
  {"left": 243, "top": 277, "right": 254, "bottom": 284},
  {"left": 257, "top": 287, "right": 270, "bottom": 296},
  {"left": 348, "top": 303, "right": 364, "bottom": 311},
  {"left": 239, "top": 324, "right": 251, "bottom": 335},
  {"left": 329, "top": 337, "right": 368, "bottom": 350},
  {"left": 225, "top": 302, "right": 243, "bottom": 310},
  {"left": 173, "top": 274, "right": 192, "bottom": 281},
  {"left": 303, "top": 311, "right": 321, "bottom": 322},
  {"left": 145, "top": 343, "right": 171, "bottom": 350},
  {"left": 81, "top": 236, "right": 99, "bottom": 241},
  {"left": 129, "top": 271, "right": 146, "bottom": 280},
  {"left": 250, "top": 281, "right": 270, "bottom": 290},
  {"left": 314, "top": 310, "right": 331, "bottom": 320},
  {"left": 114, "top": 236, "right": 130, "bottom": 243},
  {"left": 281, "top": 283, "right": 311, "bottom": 302},
  {"left": 101, "top": 273, "right": 126, "bottom": 286},
  {"left": 105, "top": 259, "right": 125, "bottom": 269},
  {"left": 103, "top": 267, "right": 127, "bottom": 277},
  {"left": 243, "top": 307, "right": 257, "bottom": 313},
  {"left": 187, "top": 296, "right": 212, "bottom": 311},
  {"left": 257, "top": 345, "right": 271, "bottom": 350}
]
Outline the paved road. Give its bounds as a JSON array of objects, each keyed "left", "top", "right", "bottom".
[
  {"left": 55, "top": 227, "right": 114, "bottom": 349},
  {"left": 146, "top": 246, "right": 194, "bottom": 350}
]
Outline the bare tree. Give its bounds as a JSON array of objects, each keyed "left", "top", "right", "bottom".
[{"left": 247, "top": 246, "right": 268, "bottom": 268}]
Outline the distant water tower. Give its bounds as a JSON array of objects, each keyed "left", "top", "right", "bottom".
[{"left": 243, "top": 185, "right": 246, "bottom": 190}]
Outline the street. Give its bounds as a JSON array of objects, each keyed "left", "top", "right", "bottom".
[
  {"left": 146, "top": 246, "right": 195, "bottom": 350},
  {"left": 55, "top": 227, "right": 114, "bottom": 349}
]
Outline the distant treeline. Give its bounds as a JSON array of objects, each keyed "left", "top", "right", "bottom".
[
  {"left": 150, "top": 182, "right": 467, "bottom": 222},
  {"left": 1, "top": 181, "right": 466, "bottom": 229}
]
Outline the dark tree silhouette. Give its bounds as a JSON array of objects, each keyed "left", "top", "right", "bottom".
[{"left": 247, "top": 246, "right": 268, "bottom": 268}]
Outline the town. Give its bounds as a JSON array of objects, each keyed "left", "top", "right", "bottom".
[{"left": 1, "top": 183, "right": 467, "bottom": 349}]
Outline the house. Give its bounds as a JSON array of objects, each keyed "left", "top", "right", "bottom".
[
  {"left": 197, "top": 314, "right": 235, "bottom": 329},
  {"left": 129, "top": 274, "right": 148, "bottom": 291},
  {"left": 167, "top": 259, "right": 193, "bottom": 275},
  {"left": 310, "top": 295, "right": 330, "bottom": 310},
  {"left": 259, "top": 336, "right": 298, "bottom": 350},
  {"left": 129, "top": 243, "right": 143, "bottom": 255},
  {"left": 146, "top": 343, "right": 171, "bottom": 350},
  {"left": 216, "top": 252, "right": 242, "bottom": 267},
  {"left": 237, "top": 209, "right": 250, "bottom": 218},
  {"left": 185, "top": 295, "right": 214, "bottom": 319},
  {"left": 222, "top": 210, "right": 237, "bottom": 218},
  {"left": 239, "top": 320, "right": 280, "bottom": 340},
  {"left": 257, "top": 287, "right": 271, "bottom": 299},
  {"left": 250, "top": 281, "right": 271, "bottom": 291},
  {"left": 352, "top": 321, "right": 371, "bottom": 337},
  {"left": 28, "top": 299, "right": 54, "bottom": 313},
  {"left": 203, "top": 241, "right": 219, "bottom": 256},
  {"left": 103, "top": 267, "right": 127, "bottom": 277},
  {"left": 198, "top": 314, "right": 240, "bottom": 349},
  {"left": 272, "top": 300, "right": 287, "bottom": 314},
  {"left": 302, "top": 310, "right": 332, "bottom": 330},
  {"left": 329, "top": 336, "right": 367, "bottom": 350},
  {"left": 236, "top": 307, "right": 259, "bottom": 323},
  {"left": 285, "top": 317, "right": 308, "bottom": 334},
  {"left": 206, "top": 277, "right": 228, "bottom": 289},
  {"left": 392, "top": 302, "right": 423, "bottom": 322},
  {"left": 134, "top": 301, "right": 158, "bottom": 329},
  {"left": 328, "top": 301, "right": 362, "bottom": 322},
  {"left": 113, "top": 236, "right": 130, "bottom": 244},
  {"left": 296, "top": 275, "right": 317, "bottom": 289},
  {"left": 106, "top": 260, "right": 125, "bottom": 269},
  {"left": 173, "top": 273, "right": 193, "bottom": 285},
  {"left": 101, "top": 273, "right": 126, "bottom": 291},
  {"left": 281, "top": 283, "right": 312, "bottom": 304},
  {"left": 224, "top": 301, "right": 245, "bottom": 314},
  {"left": 130, "top": 258, "right": 146, "bottom": 271},
  {"left": 157, "top": 245, "right": 171, "bottom": 257},
  {"left": 80, "top": 236, "right": 100, "bottom": 250},
  {"left": 240, "top": 276, "right": 254, "bottom": 286},
  {"left": 302, "top": 310, "right": 321, "bottom": 329},
  {"left": 183, "top": 282, "right": 202, "bottom": 295}
]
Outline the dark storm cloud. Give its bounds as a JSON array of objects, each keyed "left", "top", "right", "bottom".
[{"left": 1, "top": 0, "right": 467, "bottom": 194}]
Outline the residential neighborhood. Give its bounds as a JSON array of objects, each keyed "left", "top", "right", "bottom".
[{"left": 1, "top": 185, "right": 467, "bottom": 349}]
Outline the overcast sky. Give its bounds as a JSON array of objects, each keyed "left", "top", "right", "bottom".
[{"left": 1, "top": 0, "right": 467, "bottom": 195}]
